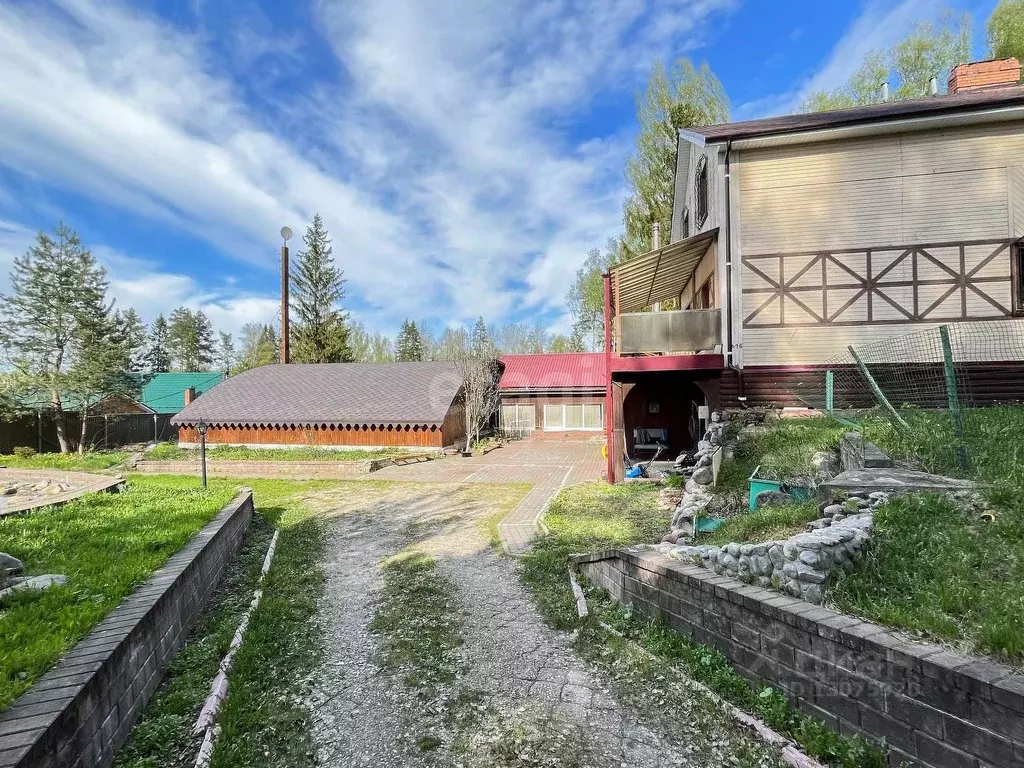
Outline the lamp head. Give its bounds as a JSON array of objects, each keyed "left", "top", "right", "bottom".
[
  {"left": 197, "top": 421, "right": 208, "bottom": 436},
  {"left": 280, "top": 226, "right": 293, "bottom": 243}
]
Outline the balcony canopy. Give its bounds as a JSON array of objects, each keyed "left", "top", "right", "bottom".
[{"left": 610, "top": 228, "right": 718, "bottom": 314}]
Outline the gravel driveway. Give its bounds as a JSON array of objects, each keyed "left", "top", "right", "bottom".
[{"left": 304, "top": 481, "right": 783, "bottom": 768}]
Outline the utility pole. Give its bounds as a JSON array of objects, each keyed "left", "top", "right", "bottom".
[{"left": 280, "top": 226, "right": 293, "bottom": 365}]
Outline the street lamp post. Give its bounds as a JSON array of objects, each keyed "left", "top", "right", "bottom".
[{"left": 198, "top": 421, "right": 208, "bottom": 489}]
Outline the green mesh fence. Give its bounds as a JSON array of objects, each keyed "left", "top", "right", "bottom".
[{"left": 787, "top": 319, "right": 1024, "bottom": 473}]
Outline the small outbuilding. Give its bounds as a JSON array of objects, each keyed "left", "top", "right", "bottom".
[
  {"left": 171, "top": 362, "right": 466, "bottom": 450},
  {"left": 498, "top": 353, "right": 606, "bottom": 438}
]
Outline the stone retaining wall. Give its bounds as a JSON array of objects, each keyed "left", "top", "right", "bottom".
[
  {"left": 134, "top": 458, "right": 389, "bottom": 478},
  {"left": 574, "top": 548, "right": 1023, "bottom": 768},
  {"left": 0, "top": 490, "right": 254, "bottom": 768}
]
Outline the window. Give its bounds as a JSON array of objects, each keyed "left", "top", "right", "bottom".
[
  {"left": 500, "top": 403, "right": 535, "bottom": 433},
  {"left": 543, "top": 403, "right": 603, "bottom": 431},
  {"left": 681, "top": 207, "right": 690, "bottom": 239},
  {"left": 694, "top": 155, "right": 709, "bottom": 228}
]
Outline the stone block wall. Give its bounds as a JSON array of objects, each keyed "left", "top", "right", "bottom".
[
  {"left": 574, "top": 548, "right": 1024, "bottom": 768},
  {"left": 0, "top": 490, "right": 254, "bottom": 768}
]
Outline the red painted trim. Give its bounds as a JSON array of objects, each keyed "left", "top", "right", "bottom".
[
  {"left": 610, "top": 354, "right": 725, "bottom": 373},
  {"left": 603, "top": 272, "right": 614, "bottom": 484}
]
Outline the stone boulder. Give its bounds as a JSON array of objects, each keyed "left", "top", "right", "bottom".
[
  {"left": 0, "top": 552, "right": 23, "bottom": 577},
  {"left": 821, "top": 468, "right": 975, "bottom": 497}
]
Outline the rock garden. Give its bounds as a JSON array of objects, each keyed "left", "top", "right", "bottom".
[{"left": 647, "top": 410, "right": 996, "bottom": 609}]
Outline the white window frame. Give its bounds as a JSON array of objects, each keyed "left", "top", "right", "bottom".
[
  {"left": 543, "top": 403, "right": 603, "bottom": 432},
  {"left": 501, "top": 402, "right": 535, "bottom": 432}
]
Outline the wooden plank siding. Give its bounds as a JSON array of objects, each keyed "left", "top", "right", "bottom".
[
  {"left": 178, "top": 422, "right": 448, "bottom": 449},
  {"left": 732, "top": 121, "right": 1024, "bottom": 366}
]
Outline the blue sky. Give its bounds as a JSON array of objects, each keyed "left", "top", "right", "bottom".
[{"left": 0, "top": 0, "right": 1001, "bottom": 340}]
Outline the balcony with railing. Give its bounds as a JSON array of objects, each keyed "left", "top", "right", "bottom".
[{"left": 605, "top": 229, "right": 725, "bottom": 373}]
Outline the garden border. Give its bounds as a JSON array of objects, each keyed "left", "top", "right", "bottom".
[
  {"left": 573, "top": 547, "right": 1024, "bottom": 768},
  {"left": 0, "top": 488, "right": 254, "bottom": 768},
  {"left": 133, "top": 458, "right": 397, "bottom": 478}
]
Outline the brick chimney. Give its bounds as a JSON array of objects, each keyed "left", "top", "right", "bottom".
[
  {"left": 184, "top": 387, "right": 196, "bottom": 406},
  {"left": 948, "top": 58, "right": 1021, "bottom": 94}
]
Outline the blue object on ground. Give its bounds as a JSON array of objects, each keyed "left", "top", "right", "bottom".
[
  {"left": 696, "top": 517, "right": 724, "bottom": 533},
  {"left": 748, "top": 465, "right": 811, "bottom": 510}
]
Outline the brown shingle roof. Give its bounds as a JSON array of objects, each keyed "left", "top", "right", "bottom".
[
  {"left": 171, "top": 362, "right": 463, "bottom": 428},
  {"left": 695, "top": 85, "right": 1024, "bottom": 143}
]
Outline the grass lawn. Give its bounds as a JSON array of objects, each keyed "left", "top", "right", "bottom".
[
  {"left": 0, "top": 476, "right": 238, "bottom": 711},
  {"left": 715, "top": 416, "right": 847, "bottom": 494},
  {"left": 522, "top": 481, "right": 887, "bottom": 768},
  {"left": 520, "top": 482, "right": 666, "bottom": 631},
  {"left": 831, "top": 492, "right": 1024, "bottom": 662},
  {"left": 704, "top": 407, "right": 1024, "bottom": 662},
  {"left": 146, "top": 443, "right": 405, "bottom": 462},
  {"left": 699, "top": 499, "right": 821, "bottom": 546},
  {"left": 0, "top": 450, "right": 129, "bottom": 471}
]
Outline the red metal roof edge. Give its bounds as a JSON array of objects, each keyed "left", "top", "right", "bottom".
[{"left": 498, "top": 353, "right": 607, "bottom": 390}]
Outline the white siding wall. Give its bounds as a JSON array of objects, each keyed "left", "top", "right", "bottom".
[
  {"left": 735, "top": 122, "right": 1023, "bottom": 367},
  {"left": 676, "top": 144, "right": 721, "bottom": 237}
]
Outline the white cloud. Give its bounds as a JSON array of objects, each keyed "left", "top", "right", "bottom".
[
  {"left": 0, "top": 0, "right": 737, "bottom": 337},
  {"left": 732, "top": 0, "right": 948, "bottom": 120}
]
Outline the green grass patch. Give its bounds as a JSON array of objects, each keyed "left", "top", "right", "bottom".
[
  {"left": 863, "top": 406, "right": 1024, "bottom": 487},
  {"left": 520, "top": 481, "right": 886, "bottom": 768},
  {"left": 0, "top": 476, "right": 237, "bottom": 711},
  {"left": 830, "top": 492, "right": 1024, "bottom": 662},
  {"left": 716, "top": 417, "right": 846, "bottom": 494},
  {"left": 113, "top": 514, "right": 277, "bottom": 768},
  {"left": 700, "top": 500, "right": 821, "bottom": 546},
  {"left": 205, "top": 479, "right": 334, "bottom": 768},
  {"left": 519, "top": 482, "right": 665, "bottom": 630},
  {"left": 370, "top": 551, "right": 464, "bottom": 692},
  {"left": 0, "top": 450, "right": 129, "bottom": 471},
  {"left": 146, "top": 443, "right": 403, "bottom": 462}
]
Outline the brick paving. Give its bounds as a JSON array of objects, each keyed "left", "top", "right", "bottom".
[{"left": 374, "top": 439, "right": 605, "bottom": 551}]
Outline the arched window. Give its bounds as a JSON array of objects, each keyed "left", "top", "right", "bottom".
[{"left": 694, "top": 155, "right": 709, "bottom": 229}]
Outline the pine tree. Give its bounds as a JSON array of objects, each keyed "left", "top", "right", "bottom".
[
  {"left": 0, "top": 223, "right": 112, "bottom": 452},
  {"left": 470, "top": 316, "right": 492, "bottom": 357},
  {"left": 395, "top": 319, "right": 424, "bottom": 361},
  {"left": 67, "top": 301, "right": 136, "bottom": 453},
  {"left": 167, "top": 307, "right": 216, "bottom": 371},
  {"left": 145, "top": 314, "right": 171, "bottom": 373},
  {"left": 290, "top": 214, "right": 353, "bottom": 363},
  {"left": 114, "top": 307, "right": 147, "bottom": 372},
  {"left": 218, "top": 331, "right": 235, "bottom": 375}
]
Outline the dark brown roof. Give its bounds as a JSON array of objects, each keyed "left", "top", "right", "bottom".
[
  {"left": 695, "top": 85, "right": 1024, "bottom": 143},
  {"left": 171, "top": 362, "right": 463, "bottom": 428}
]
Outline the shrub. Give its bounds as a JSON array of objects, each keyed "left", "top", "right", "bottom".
[{"left": 12, "top": 446, "right": 36, "bottom": 458}]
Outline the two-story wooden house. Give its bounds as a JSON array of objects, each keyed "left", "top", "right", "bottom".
[{"left": 603, "top": 58, "right": 1024, "bottom": 481}]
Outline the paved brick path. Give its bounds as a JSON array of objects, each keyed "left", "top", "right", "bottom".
[{"left": 374, "top": 439, "right": 605, "bottom": 551}]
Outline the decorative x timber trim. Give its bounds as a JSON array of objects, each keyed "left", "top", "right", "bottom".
[{"left": 741, "top": 238, "right": 1017, "bottom": 329}]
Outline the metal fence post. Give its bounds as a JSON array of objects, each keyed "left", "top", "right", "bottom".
[
  {"left": 939, "top": 325, "right": 969, "bottom": 472},
  {"left": 848, "top": 345, "right": 910, "bottom": 431},
  {"left": 825, "top": 370, "right": 834, "bottom": 412}
]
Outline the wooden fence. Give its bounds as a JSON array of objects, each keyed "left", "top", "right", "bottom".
[{"left": 0, "top": 413, "right": 176, "bottom": 453}]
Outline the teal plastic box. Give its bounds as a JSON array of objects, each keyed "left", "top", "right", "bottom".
[{"left": 748, "top": 465, "right": 811, "bottom": 510}]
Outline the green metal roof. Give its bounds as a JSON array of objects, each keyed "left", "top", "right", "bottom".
[{"left": 139, "top": 372, "right": 225, "bottom": 414}]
